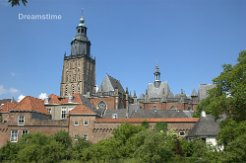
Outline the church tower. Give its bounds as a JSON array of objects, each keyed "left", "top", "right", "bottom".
[{"left": 60, "top": 16, "right": 96, "bottom": 97}]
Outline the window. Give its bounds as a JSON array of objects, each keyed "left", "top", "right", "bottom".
[
  {"left": 83, "top": 120, "right": 89, "bottom": 126},
  {"left": 23, "top": 129, "right": 28, "bottom": 135},
  {"left": 18, "top": 115, "right": 25, "bottom": 126},
  {"left": 74, "top": 121, "right": 79, "bottom": 126},
  {"left": 179, "top": 131, "right": 185, "bottom": 136},
  {"left": 61, "top": 107, "right": 67, "bottom": 119},
  {"left": 10, "top": 130, "right": 18, "bottom": 142},
  {"left": 83, "top": 134, "right": 88, "bottom": 140},
  {"left": 47, "top": 108, "right": 51, "bottom": 114}
]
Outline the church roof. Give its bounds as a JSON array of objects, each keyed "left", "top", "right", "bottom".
[
  {"left": 96, "top": 118, "right": 199, "bottom": 123},
  {"left": 130, "top": 109, "right": 189, "bottom": 118},
  {"left": 147, "top": 81, "right": 172, "bottom": 99},
  {"left": 98, "top": 74, "right": 125, "bottom": 94}
]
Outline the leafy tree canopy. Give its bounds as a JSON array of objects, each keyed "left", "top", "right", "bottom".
[
  {"left": 8, "top": 0, "right": 27, "bottom": 6},
  {"left": 195, "top": 50, "right": 246, "bottom": 121}
]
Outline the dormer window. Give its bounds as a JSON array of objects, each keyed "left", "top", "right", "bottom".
[{"left": 18, "top": 115, "right": 25, "bottom": 126}]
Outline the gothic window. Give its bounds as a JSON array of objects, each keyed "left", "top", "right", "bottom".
[
  {"left": 98, "top": 101, "right": 106, "bottom": 110},
  {"left": 10, "top": 130, "right": 18, "bottom": 142},
  {"left": 81, "top": 28, "right": 85, "bottom": 33},
  {"left": 170, "top": 106, "right": 177, "bottom": 111},
  {"left": 18, "top": 115, "right": 25, "bottom": 126},
  {"left": 77, "top": 84, "right": 80, "bottom": 93},
  {"left": 66, "top": 72, "right": 69, "bottom": 82},
  {"left": 72, "top": 84, "right": 75, "bottom": 94},
  {"left": 65, "top": 85, "right": 68, "bottom": 96},
  {"left": 61, "top": 107, "right": 67, "bottom": 119}
]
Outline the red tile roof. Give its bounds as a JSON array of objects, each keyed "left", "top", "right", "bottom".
[
  {"left": 48, "top": 93, "right": 82, "bottom": 105},
  {"left": 48, "top": 94, "right": 61, "bottom": 104},
  {"left": 69, "top": 104, "right": 96, "bottom": 115},
  {"left": 14, "top": 96, "right": 48, "bottom": 115},
  {"left": 0, "top": 102, "right": 17, "bottom": 113},
  {"left": 95, "top": 118, "right": 199, "bottom": 123}
]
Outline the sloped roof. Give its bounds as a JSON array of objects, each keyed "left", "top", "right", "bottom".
[
  {"left": 96, "top": 118, "right": 199, "bottom": 123},
  {"left": 48, "top": 93, "right": 82, "bottom": 105},
  {"left": 0, "top": 102, "right": 17, "bottom": 113},
  {"left": 13, "top": 96, "right": 48, "bottom": 115},
  {"left": 69, "top": 104, "right": 96, "bottom": 115},
  {"left": 48, "top": 94, "right": 61, "bottom": 104},
  {"left": 188, "top": 114, "right": 220, "bottom": 137},
  {"left": 191, "top": 89, "right": 198, "bottom": 97},
  {"left": 102, "top": 109, "right": 128, "bottom": 118},
  {"left": 129, "top": 109, "right": 189, "bottom": 118},
  {"left": 98, "top": 74, "right": 125, "bottom": 94},
  {"left": 0, "top": 99, "right": 12, "bottom": 104}
]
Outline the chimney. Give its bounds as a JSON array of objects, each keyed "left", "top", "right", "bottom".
[{"left": 201, "top": 111, "right": 206, "bottom": 117}]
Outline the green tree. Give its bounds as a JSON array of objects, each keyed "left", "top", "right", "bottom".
[
  {"left": 0, "top": 142, "right": 20, "bottom": 161},
  {"left": 8, "top": 0, "right": 28, "bottom": 6},
  {"left": 155, "top": 122, "right": 168, "bottom": 133},
  {"left": 195, "top": 50, "right": 246, "bottom": 121}
]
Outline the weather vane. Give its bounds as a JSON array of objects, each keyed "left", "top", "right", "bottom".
[{"left": 81, "top": 8, "right": 84, "bottom": 16}]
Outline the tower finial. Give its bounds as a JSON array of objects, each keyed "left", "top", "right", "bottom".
[{"left": 81, "top": 8, "right": 84, "bottom": 16}]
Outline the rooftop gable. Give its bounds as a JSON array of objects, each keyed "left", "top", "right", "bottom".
[
  {"left": 98, "top": 74, "right": 125, "bottom": 94},
  {"left": 69, "top": 104, "right": 96, "bottom": 115},
  {"left": 14, "top": 96, "right": 48, "bottom": 114}
]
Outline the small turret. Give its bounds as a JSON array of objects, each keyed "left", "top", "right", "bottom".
[{"left": 154, "top": 65, "right": 161, "bottom": 88}]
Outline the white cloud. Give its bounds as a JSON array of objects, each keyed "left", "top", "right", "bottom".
[
  {"left": 17, "top": 94, "right": 25, "bottom": 102},
  {"left": 0, "top": 85, "right": 7, "bottom": 95},
  {"left": 0, "top": 85, "right": 19, "bottom": 96},
  {"left": 38, "top": 93, "right": 48, "bottom": 100},
  {"left": 9, "top": 88, "right": 19, "bottom": 94}
]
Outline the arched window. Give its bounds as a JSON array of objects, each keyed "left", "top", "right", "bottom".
[
  {"left": 170, "top": 106, "right": 177, "bottom": 111},
  {"left": 98, "top": 101, "right": 107, "bottom": 110},
  {"left": 65, "top": 85, "right": 68, "bottom": 96},
  {"left": 72, "top": 84, "right": 75, "bottom": 94}
]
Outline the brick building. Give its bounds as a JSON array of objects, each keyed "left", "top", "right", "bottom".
[{"left": 0, "top": 95, "right": 199, "bottom": 147}]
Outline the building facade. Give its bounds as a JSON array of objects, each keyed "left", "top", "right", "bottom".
[{"left": 0, "top": 96, "right": 199, "bottom": 147}]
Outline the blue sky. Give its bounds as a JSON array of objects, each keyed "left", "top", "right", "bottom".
[{"left": 0, "top": 0, "right": 245, "bottom": 99}]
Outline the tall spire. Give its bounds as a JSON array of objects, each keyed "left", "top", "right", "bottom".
[
  {"left": 70, "top": 16, "right": 91, "bottom": 56},
  {"left": 154, "top": 65, "right": 161, "bottom": 87}
]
